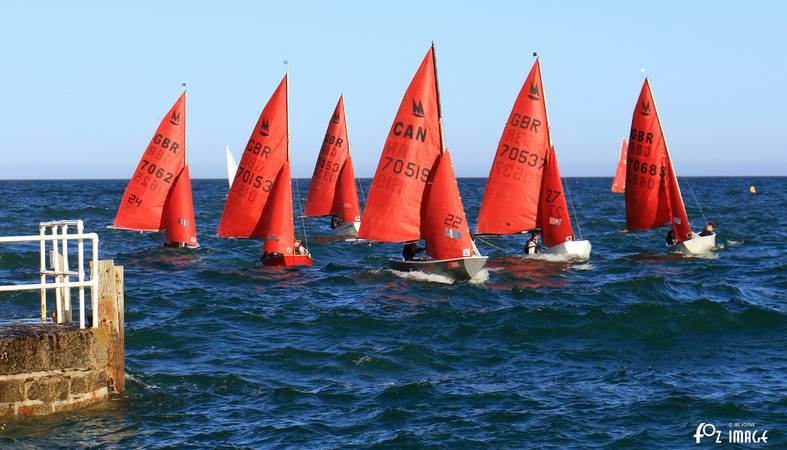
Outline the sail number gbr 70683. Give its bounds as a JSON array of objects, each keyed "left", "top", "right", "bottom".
[{"left": 382, "top": 156, "right": 430, "bottom": 182}]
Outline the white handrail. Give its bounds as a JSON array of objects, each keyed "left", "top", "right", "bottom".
[{"left": 0, "top": 221, "right": 99, "bottom": 329}]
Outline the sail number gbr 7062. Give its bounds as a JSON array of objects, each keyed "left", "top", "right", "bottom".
[
  {"left": 132, "top": 159, "right": 176, "bottom": 199},
  {"left": 382, "top": 156, "right": 430, "bottom": 182}
]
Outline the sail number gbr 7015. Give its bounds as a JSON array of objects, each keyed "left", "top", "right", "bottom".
[{"left": 382, "top": 156, "right": 430, "bottom": 182}]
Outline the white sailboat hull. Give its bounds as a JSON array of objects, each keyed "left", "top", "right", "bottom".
[
  {"left": 670, "top": 232, "right": 715, "bottom": 255},
  {"left": 333, "top": 221, "right": 360, "bottom": 237},
  {"left": 541, "top": 239, "right": 592, "bottom": 259},
  {"left": 389, "top": 255, "right": 488, "bottom": 281}
]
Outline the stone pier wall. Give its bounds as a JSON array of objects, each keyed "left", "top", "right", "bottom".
[{"left": 0, "top": 323, "right": 110, "bottom": 416}]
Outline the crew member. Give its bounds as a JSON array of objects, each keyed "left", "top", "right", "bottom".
[
  {"left": 330, "top": 215, "right": 342, "bottom": 230},
  {"left": 699, "top": 222, "right": 715, "bottom": 237},
  {"left": 525, "top": 231, "right": 540, "bottom": 255},
  {"left": 403, "top": 242, "right": 425, "bottom": 261}
]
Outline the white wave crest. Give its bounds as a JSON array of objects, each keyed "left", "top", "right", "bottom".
[{"left": 388, "top": 269, "right": 455, "bottom": 284}]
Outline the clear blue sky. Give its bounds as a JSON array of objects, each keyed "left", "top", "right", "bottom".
[{"left": 1, "top": 1, "right": 785, "bottom": 178}]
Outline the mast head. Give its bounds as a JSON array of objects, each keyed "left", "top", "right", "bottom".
[{"left": 533, "top": 51, "right": 538, "bottom": 58}]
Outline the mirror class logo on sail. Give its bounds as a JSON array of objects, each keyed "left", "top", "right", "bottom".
[
  {"left": 391, "top": 98, "right": 427, "bottom": 142},
  {"left": 259, "top": 118, "right": 270, "bottom": 136},
  {"left": 169, "top": 111, "right": 181, "bottom": 126},
  {"left": 693, "top": 422, "right": 769, "bottom": 445}
]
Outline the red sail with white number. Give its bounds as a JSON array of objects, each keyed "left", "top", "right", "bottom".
[
  {"left": 537, "top": 146, "right": 574, "bottom": 247},
  {"left": 161, "top": 165, "right": 198, "bottom": 246},
  {"left": 477, "top": 59, "right": 550, "bottom": 234},
  {"left": 611, "top": 138, "right": 627, "bottom": 193},
  {"left": 625, "top": 78, "right": 691, "bottom": 241},
  {"left": 421, "top": 149, "right": 474, "bottom": 259},
  {"left": 218, "top": 75, "right": 288, "bottom": 238},
  {"left": 304, "top": 95, "right": 361, "bottom": 224},
  {"left": 114, "top": 92, "right": 197, "bottom": 246},
  {"left": 358, "top": 47, "right": 442, "bottom": 242}
]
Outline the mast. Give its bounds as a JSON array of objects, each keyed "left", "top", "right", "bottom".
[
  {"left": 534, "top": 53, "right": 555, "bottom": 150},
  {"left": 646, "top": 77, "right": 686, "bottom": 208},
  {"left": 431, "top": 41, "right": 445, "bottom": 155}
]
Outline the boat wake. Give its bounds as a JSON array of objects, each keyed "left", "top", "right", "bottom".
[
  {"left": 388, "top": 269, "right": 454, "bottom": 285},
  {"left": 468, "top": 268, "right": 490, "bottom": 284},
  {"left": 523, "top": 253, "right": 575, "bottom": 263}
]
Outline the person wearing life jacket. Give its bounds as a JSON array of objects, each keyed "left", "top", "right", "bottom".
[
  {"left": 665, "top": 229, "right": 677, "bottom": 246},
  {"left": 525, "top": 230, "right": 540, "bottom": 255},
  {"left": 330, "top": 215, "right": 342, "bottom": 230},
  {"left": 294, "top": 239, "right": 310, "bottom": 256},
  {"left": 403, "top": 241, "right": 425, "bottom": 261},
  {"left": 699, "top": 222, "right": 715, "bottom": 237}
]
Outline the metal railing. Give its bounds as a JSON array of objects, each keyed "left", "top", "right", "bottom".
[{"left": 0, "top": 220, "right": 99, "bottom": 329}]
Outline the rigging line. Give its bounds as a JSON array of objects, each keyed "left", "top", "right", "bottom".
[
  {"left": 475, "top": 236, "right": 507, "bottom": 252},
  {"left": 563, "top": 177, "right": 583, "bottom": 240},
  {"left": 682, "top": 176, "right": 708, "bottom": 224},
  {"left": 356, "top": 176, "right": 367, "bottom": 207},
  {"left": 293, "top": 176, "right": 309, "bottom": 249}
]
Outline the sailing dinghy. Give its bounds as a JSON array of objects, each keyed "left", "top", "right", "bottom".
[
  {"left": 304, "top": 95, "right": 362, "bottom": 236},
  {"left": 217, "top": 75, "right": 313, "bottom": 267},
  {"left": 225, "top": 145, "right": 238, "bottom": 189},
  {"left": 624, "top": 78, "right": 715, "bottom": 255},
  {"left": 113, "top": 91, "right": 198, "bottom": 248},
  {"left": 476, "top": 56, "right": 590, "bottom": 259},
  {"left": 611, "top": 138, "right": 627, "bottom": 193},
  {"left": 358, "top": 44, "right": 487, "bottom": 280}
]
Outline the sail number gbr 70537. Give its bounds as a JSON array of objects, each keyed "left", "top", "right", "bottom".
[
  {"left": 498, "top": 144, "right": 545, "bottom": 168},
  {"left": 382, "top": 156, "right": 430, "bottom": 182}
]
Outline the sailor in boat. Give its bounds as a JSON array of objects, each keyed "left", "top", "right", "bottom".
[
  {"left": 402, "top": 241, "right": 425, "bottom": 261},
  {"left": 699, "top": 222, "right": 715, "bottom": 237},
  {"left": 294, "top": 239, "right": 310, "bottom": 256},
  {"left": 330, "top": 215, "right": 342, "bottom": 230},
  {"left": 665, "top": 229, "right": 677, "bottom": 246},
  {"left": 525, "top": 230, "right": 541, "bottom": 255}
]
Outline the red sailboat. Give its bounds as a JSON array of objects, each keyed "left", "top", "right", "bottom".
[
  {"left": 304, "top": 95, "right": 362, "bottom": 236},
  {"left": 477, "top": 56, "right": 590, "bottom": 258},
  {"left": 217, "top": 75, "right": 312, "bottom": 267},
  {"left": 625, "top": 78, "right": 714, "bottom": 254},
  {"left": 611, "top": 138, "right": 627, "bottom": 193},
  {"left": 113, "top": 91, "right": 198, "bottom": 248},
  {"left": 358, "top": 44, "right": 486, "bottom": 280}
]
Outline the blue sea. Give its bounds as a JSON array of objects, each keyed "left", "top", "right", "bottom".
[{"left": 0, "top": 177, "right": 784, "bottom": 448}]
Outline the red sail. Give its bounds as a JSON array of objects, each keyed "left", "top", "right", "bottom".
[
  {"left": 537, "top": 146, "right": 574, "bottom": 247},
  {"left": 114, "top": 92, "right": 187, "bottom": 231},
  {"left": 421, "top": 150, "right": 474, "bottom": 259},
  {"left": 304, "top": 95, "right": 360, "bottom": 223},
  {"left": 611, "top": 138, "right": 627, "bottom": 193},
  {"left": 477, "top": 59, "right": 550, "bottom": 234},
  {"left": 664, "top": 153, "right": 693, "bottom": 242},
  {"left": 625, "top": 79, "right": 669, "bottom": 231},
  {"left": 625, "top": 78, "right": 692, "bottom": 235},
  {"left": 161, "top": 165, "right": 198, "bottom": 246},
  {"left": 259, "top": 160, "right": 295, "bottom": 254},
  {"left": 217, "top": 76, "right": 288, "bottom": 238},
  {"left": 332, "top": 155, "right": 361, "bottom": 223},
  {"left": 358, "top": 47, "right": 442, "bottom": 242}
]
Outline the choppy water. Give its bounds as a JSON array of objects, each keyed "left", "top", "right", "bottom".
[{"left": 0, "top": 177, "right": 784, "bottom": 448}]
